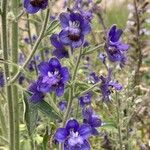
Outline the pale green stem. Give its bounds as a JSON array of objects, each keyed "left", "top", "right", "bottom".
[
  {"left": 0, "top": 105, "right": 7, "bottom": 136},
  {"left": 11, "top": 0, "right": 19, "bottom": 149},
  {"left": 1, "top": 0, "right": 15, "bottom": 149},
  {"left": 76, "top": 81, "right": 101, "bottom": 97},
  {"left": 116, "top": 92, "right": 123, "bottom": 150},
  {"left": 26, "top": 13, "right": 38, "bottom": 75},
  {"left": 59, "top": 47, "right": 83, "bottom": 150},
  {"left": 9, "top": 8, "right": 50, "bottom": 84}
]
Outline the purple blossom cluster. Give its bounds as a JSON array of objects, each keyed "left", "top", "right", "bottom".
[
  {"left": 23, "top": 0, "right": 130, "bottom": 149},
  {"left": 28, "top": 57, "right": 70, "bottom": 102}
]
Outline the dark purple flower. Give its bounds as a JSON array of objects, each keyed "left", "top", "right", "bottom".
[
  {"left": 79, "top": 92, "right": 92, "bottom": 107},
  {"left": 0, "top": 72, "right": 4, "bottom": 88},
  {"left": 24, "top": 0, "right": 48, "bottom": 14},
  {"left": 24, "top": 37, "right": 30, "bottom": 44},
  {"left": 28, "top": 60, "right": 36, "bottom": 72},
  {"left": 81, "top": 10, "right": 93, "bottom": 22},
  {"left": 99, "top": 53, "right": 107, "bottom": 64},
  {"left": 50, "top": 34, "right": 69, "bottom": 59},
  {"left": 37, "top": 57, "right": 70, "bottom": 96},
  {"left": 89, "top": 72, "right": 100, "bottom": 84},
  {"left": 24, "top": 35, "right": 37, "bottom": 44},
  {"left": 73, "top": 0, "right": 94, "bottom": 22},
  {"left": 59, "top": 12, "right": 91, "bottom": 49},
  {"left": 82, "top": 107, "right": 101, "bottom": 135},
  {"left": 28, "top": 77, "right": 45, "bottom": 103},
  {"left": 58, "top": 101, "right": 67, "bottom": 112},
  {"left": 106, "top": 25, "right": 129, "bottom": 67},
  {"left": 54, "top": 119, "right": 92, "bottom": 150},
  {"left": 18, "top": 74, "right": 25, "bottom": 85},
  {"left": 100, "top": 69, "right": 122, "bottom": 101},
  {"left": 32, "top": 35, "right": 37, "bottom": 42}
]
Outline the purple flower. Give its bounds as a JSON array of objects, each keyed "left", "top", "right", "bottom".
[
  {"left": 28, "top": 77, "right": 45, "bottom": 103},
  {"left": 37, "top": 57, "right": 70, "bottom": 96},
  {"left": 59, "top": 12, "right": 91, "bottom": 49},
  {"left": 58, "top": 101, "right": 67, "bottom": 112},
  {"left": 18, "top": 74, "right": 25, "bottom": 85},
  {"left": 24, "top": 0, "right": 48, "bottom": 14},
  {"left": 106, "top": 25, "right": 129, "bottom": 67},
  {"left": 79, "top": 92, "right": 92, "bottom": 107},
  {"left": 82, "top": 107, "right": 101, "bottom": 135},
  {"left": 28, "top": 60, "right": 36, "bottom": 72},
  {"left": 50, "top": 34, "right": 69, "bottom": 59},
  {"left": 54, "top": 119, "right": 92, "bottom": 150},
  {"left": 24, "top": 35, "right": 37, "bottom": 44},
  {"left": 99, "top": 53, "right": 107, "bottom": 64},
  {"left": 24, "top": 37, "right": 30, "bottom": 44},
  {"left": 100, "top": 69, "right": 122, "bottom": 101},
  {"left": 0, "top": 72, "right": 4, "bottom": 88},
  {"left": 89, "top": 72, "right": 100, "bottom": 84}
]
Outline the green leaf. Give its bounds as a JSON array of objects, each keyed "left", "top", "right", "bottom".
[
  {"left": 36, "top": 101, "right": 62, "bottom": 121},
  {"left": 44, "top": 20, "right": 60, "bottom": 37},
  {"left": 23, "top": 92, "right": 38, "bottom": 136},
  {"left": 43, "top": 126, "right": 49, "bottom": 150},
  {"left": 100, "top": 122, "right": 118, "bottom": 133}
]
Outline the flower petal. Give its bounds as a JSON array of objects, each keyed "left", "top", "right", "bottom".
[
  {"left": 30, "top": 92, "right": 44, "bottom": 103},
  {"left": 109, "top": 81, "right": 123, "bottom": 91},
  {"left": 25, "top": 3, "right": 40, "bottom": 14},
  {"left": 66, "top": 119, "right": 79, "bottom": 132},
  {"left": 59, "top": 13, "right": 70, "bottom": 28},
  {"left": 38, "top": 62, "right": 50, "bottom": 76},
  {"left": 49, "top": 57, "right": 61, "bottom": 69},
  {"left": 59, "top": 30, "right": 72, "bottom": 45},
  {"left": 60, "top": 67, "right": 70, "bottom": 83},
  {"left": 50, "top": 34, "right": 63, "bottom": 49},
  {"left": 91, "top": 116, "right": 101, "bottom": 127},
  {"left": 78, "top": 124, "right": 92, "bottom": 139},
  {"left": 80, "top": 140, "right": 91, "bottom": 150},
  {"left": 55, "top": 84, "right": 65, "bottom": 97},
  {"left": 108, "top": 25, "right": 116, "bottom": 39},
  {"left": 91, "top": 128, "right": 99, "bottom": 136},
  {"left": 54, "top": 128, "right": 68, "bottom": 142},
  {"left": 81, "top": 20, "right": 91, "bottom": 35}
]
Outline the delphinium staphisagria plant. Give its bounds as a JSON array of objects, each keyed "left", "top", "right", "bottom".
[{"left": 0, "top": 0, "right": 140, "bottom": 150}]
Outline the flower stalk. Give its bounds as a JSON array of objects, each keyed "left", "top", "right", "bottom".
[
  {"left": 116, "top": 92, "right": 123, "bottom": 150},
  {"left": 1, "top": 0, "right": 15, "bottom": 149},
  {"left": 11, "top": 0, "right": 19, "bottom": 149},
  {"left": 9, "top": 8, "right": 50, "bottom": 84},
  {"left": 59, "top": 47, "right": 83, "bottom": 150},
  {"left": 133, "top": 0, "right": 142, "bottom": 86}
]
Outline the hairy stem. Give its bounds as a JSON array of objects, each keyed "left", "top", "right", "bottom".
[
  {"left": 11, "top": 0, "right": 19, "bottom": 149},
  {"left": 63, "top": 47, "right": 83, "bottom": 125},
  {"left": 9, "top": 8, "right": 50, "bottom": 84},
  {"left": 116, "top": 92, "right": 123, "bottom": 150},
  {"left": 26, "top": 13, "right": 39, "bottom": 75},
  {"left": 59, "top": 47, "right": 83, "bottom": 150},
  {"left": 1, "top": 0, "right": 15, "bottom": 149},
  {"left": 133, "top": 0, "right": 142, "bottom": 86}
]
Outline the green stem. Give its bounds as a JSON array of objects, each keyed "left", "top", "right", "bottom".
[
  {"left": 133, "top": 0, "right": 142, "bottom": 86},
  {"left": 63, "top": 47, "right": 83, "bottom": 126},
  {"left": 76, "top": 81, "right": 101, "bottom": 97},
  {"left": 59, "top": 47, "right": 83, "bottom": 150},
  {"left": 1, "top": 0, "right": 15, "bottom": 149},
  {"left": 9, "top": 8, "right": 50, "bottom": 84},
  {"left": 26, "top": 13, "right": 39, "bottom": 76},
  {"left": 0, "top": 105, "right": 7, "bottom": 136},
  {"left": 116, "top": 92, "right": 123, "bottom": 150},
  {"left": 11, "top": 0, "right": 19, "bottom": 149}
]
